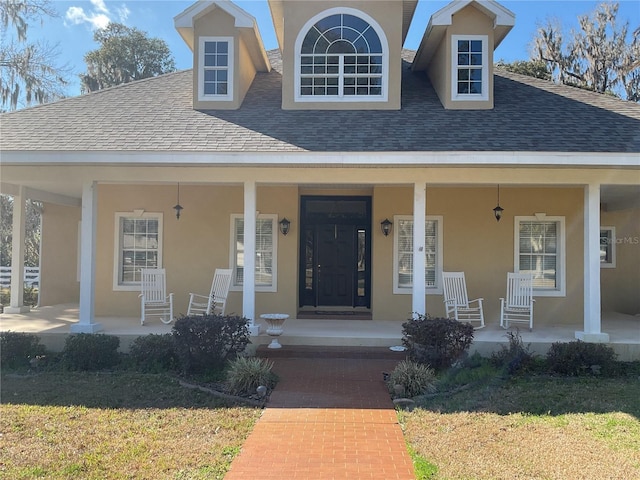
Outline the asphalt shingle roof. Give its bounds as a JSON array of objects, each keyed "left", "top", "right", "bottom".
[{"left": 2, "top": 50, "right": 639, "bottom": 154}]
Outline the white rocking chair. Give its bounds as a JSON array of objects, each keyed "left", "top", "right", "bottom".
[
  {"left": 500, "top": 272, "right": 535, "bottom": 331},
  {"left": 187, "top": 268, "right": 232, "bottom": 316},
  {"left": 139, "top": 268, "right": 174, "bottom": 325},
  {"left": 442, "top": 271, "right": 485, "bottom": 329}
]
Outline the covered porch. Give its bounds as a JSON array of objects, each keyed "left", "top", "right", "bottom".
[{"left": 1, "top": 304, "right": 638, "bottom": 361}]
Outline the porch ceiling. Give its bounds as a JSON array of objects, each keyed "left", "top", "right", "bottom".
[{"left": 1, "top": 178, "right": 638, "bottom": 210}]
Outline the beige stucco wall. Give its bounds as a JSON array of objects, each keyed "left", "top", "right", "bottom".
[
  {"left": 280, "top": 0, "right": 403, "bottom": 110},
  {"left": 428, "top": 4, "right": 495, "bottom": 110},
  {"left": 39, "top": 203, "right": 80, "bottom": 306},
  {"left": 92, "top": 182, "right": 608, "bottom": 328},
  {"left": 601, "top": 207, "right": 640, "bottom": 315},
  {"left": 94, "top": 184, "right": 299, "bottom": 319},
  {"left": 192, "top": 9, "right": 256, "bottom": 110},
  {"left": 373, "top": 186, "right": 586, "bottom": 326}
]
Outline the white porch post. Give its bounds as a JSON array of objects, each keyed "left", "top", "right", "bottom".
[
  {"left": 5, "top": 186, "right": 29, "bottom": 313},
  {"left": 243, "top": 181, "right": 259, "bottom": 336},
  {"left": 412, "top": 182, "right": 426, "bottom": 317},
  {"left": 576, "top": 183, "right": 609, "bottom": 342},
  {"left": 71, "top": 181, "right": 102, "bottom": 333}
]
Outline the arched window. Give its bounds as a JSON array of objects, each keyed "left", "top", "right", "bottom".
[{"left": 296, "top": 10, "right": 387, "bottom": 101}]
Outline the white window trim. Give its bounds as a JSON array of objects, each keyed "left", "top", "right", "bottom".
[
  {"left": 229, "top": 213, "right": 278, "bottom": 293},
  {"left": 451, "top": 34, "right": 489, "bottom": 102},
  {"left": 113, "top": 212, "right": 163, "bottom": 291},
  {"left": 294, "top": 7, "right": 389, "bottom": 103},
  {"left": 514, "top": 215, "right": 566, "bottom": 297},
  {"left": 198, "top": 36, "right": 234, "bottom": 102},
  {"left": 393, "top": 215, "right": 444, "bottom": 295},
  {"left": 600, "top": 226, "right": 616, "bottom": 268}
]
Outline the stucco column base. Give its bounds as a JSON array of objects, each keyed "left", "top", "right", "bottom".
[
  {"left": 70, "top": 322, "right": 104, "bottom": 334},
  {"left": 3, "top": 305, "right": 31, "bottom": 314},
  {"left": 248, "top": 323, "right": 260, "bottom": 337},
  {"left": 574, "top": 331, "right": 610, "bottom": 343}
]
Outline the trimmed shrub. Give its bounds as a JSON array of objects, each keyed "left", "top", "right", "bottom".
[
  {"left": 62, "top": 333, "right": 120, "bottom": 371},
  {"left": 226, "top": 356, "right": 277, "bottom": 396},
  {"left": 172, "top": 314, "right": 250, "bottom": 374},
  {"left": 491, "top": 330, "right": 539, "bottom": 374},
  {"left": 387, "top": 360, "right": 436, "bottom": 398},
  {"left": 0, "top": 331, "right": 46, "bottom": 370},
  {"left": 546, "top": 340, "right": 617, "bottom": 376},
  {"left": 129, "top": 334, "right": 178, "bottom": 373},
  {"left": 402, "top": 314, "right": 474, "bottom": 371}
]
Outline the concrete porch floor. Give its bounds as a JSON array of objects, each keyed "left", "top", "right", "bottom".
[{"left": 1, "top": 304, "right": 639, "bottom": 361}]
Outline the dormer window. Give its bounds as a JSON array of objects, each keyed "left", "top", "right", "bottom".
[
  {"left": 198, "top": 36, "right": 234, "bottom": 101},
  {"left": 295, "top": 9, "right": 388, "bottom": 102},
  {"left": 451, "top": 35, "right": 488, "bottom": 101}
]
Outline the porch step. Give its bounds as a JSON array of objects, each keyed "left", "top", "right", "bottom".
[{"left": 256, "top": 345, "right": 408, "bottom": 360}]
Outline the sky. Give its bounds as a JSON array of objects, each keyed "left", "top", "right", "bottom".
[{"left": 23, "top": 0, "right": 640, "bottom": 98}]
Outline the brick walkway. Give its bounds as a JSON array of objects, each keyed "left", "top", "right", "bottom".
[{"left": 225, "top": 348, "right": 415, "bottom": 479}]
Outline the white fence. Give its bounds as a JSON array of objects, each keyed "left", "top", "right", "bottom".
[{"left": 0, "top": 267, "right": 40, "bottom": 288}]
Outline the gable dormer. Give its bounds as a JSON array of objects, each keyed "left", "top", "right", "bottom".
[
  {"left": 175, "top": 0, "right": 271, "bottom": 110},
  {"left": 412, "top": 0, "right": 515, "bottom": 110},
  {"left": 269, "top": 0, "right": 418, "bottom": 111}
]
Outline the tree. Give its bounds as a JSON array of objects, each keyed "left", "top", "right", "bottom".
[
  {"left": 0, "top": 0, "right": 68, "bottom": 110},
  {"left": 0, "top": 194, "right": 42, "bottom": 268},
  {"left": 80, "top": 23, "right": 176, "bottom": 92},
  {"left": 532, "top": 2, "right": 639, "bottom": 101},
  {"left": 496, "top": 59, "right": 551, "bottom": 80}
]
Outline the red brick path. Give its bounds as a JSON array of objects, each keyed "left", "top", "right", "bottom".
[{"left": 225, "top": 350, "right": 415, "bottom": 479}]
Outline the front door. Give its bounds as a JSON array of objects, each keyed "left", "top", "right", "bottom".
[{"left": 299, "top": 196, "right": 371, "bottom": 309}]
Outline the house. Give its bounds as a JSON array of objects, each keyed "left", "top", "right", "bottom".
[{"left": 1, "top": 0, "right": 639, "bottom": 354}]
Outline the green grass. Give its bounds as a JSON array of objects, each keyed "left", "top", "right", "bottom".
[
  {"left": 0, "top": 372, "right": 262, "bottom": 479},
  {"left": 400, "top": 364, "right": 640, "bottom": 480}
]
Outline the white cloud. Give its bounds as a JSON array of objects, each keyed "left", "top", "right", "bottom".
[
  {"left": 65, "top": 1, "right": 129, "bottom": 31},
  {"left": 116, "top": 4, "right": 130, "bottom": 23},
  {"left": 90, "top": 0, "right": 109, "bottom": 14}
]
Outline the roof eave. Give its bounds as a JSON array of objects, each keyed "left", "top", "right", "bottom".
[
  {"left": 174, "top": 0, "right": 271, "bottom": 71},
  {"left": 411, "top": 0, "right": 515, "bottom": 72}
]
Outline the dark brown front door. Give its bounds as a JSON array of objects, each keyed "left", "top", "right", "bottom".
[
  {"left": 317, "top": 224, "right": 355, "bottom": 306},
  {"left": 299, "top": 196, "right": 371, "bottom": 309}
]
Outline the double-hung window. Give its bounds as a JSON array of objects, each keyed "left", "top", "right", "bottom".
[
  {"left": 600, "top": 227, "right": 616, "bottom": 268},
  {"left": 393, "top": 215, "right": 443, "bottom": 294},
  {"left": 113, "top": 212, "right": 163, "bottom": 290},
  {"left": 230, "top": 214, "right": 278, "bottom": 292},
  {"left": 296, "top": 9, "right": 387, "bottom": 102},
  {"left": 515, "top": 215, "right": 566, "bottom": 296},
  {"left": 199, "top": 36, "right": 233, "bottom": 101},
  {"left": 451, "top": 35, "right": 488, "bottom": 101}
]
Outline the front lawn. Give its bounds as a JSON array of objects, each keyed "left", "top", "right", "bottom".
[
  {"left": 0, "top": 372, "right": 261, "bottom": 479},
  {"left": 401, "top": 371, "right": 640, "bottom": 480}
]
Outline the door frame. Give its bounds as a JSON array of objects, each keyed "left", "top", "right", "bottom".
[{"left": 298, "top": 195, "right": 372, "bottom": 309}]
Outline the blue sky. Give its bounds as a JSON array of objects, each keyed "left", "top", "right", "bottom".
[{"left": 28, "top": 1, "right": 640, "bottom": 97}]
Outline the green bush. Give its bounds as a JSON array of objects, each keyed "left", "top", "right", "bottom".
[
  {"left": 0, "top": 331, "right": 46, "bottom": 370},
  {"left": 491, "top": 330, "right": 538, "bottom": 374},
  {"left": 387, "top": 360, "right": 436, "bottom": 398},
  {"left": 129, "top": 334, "right": 178, "bottom": 373},
  {"left": 546, "top": 340, "right": 617, "bottom": 376},
  {"left": 62, "top": 333, "right": 121, "bottom": 371},
  {"left": 172, "top": 314, "right": 250, "bottom": 374},
  {"left": 402, "top": 314, "right": 474, "bottom": 371},
  {"left": 225, "top": 356, "right": 277, "bottom": 396}
]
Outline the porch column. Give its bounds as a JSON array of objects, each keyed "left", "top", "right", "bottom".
[
  {"left": 71, "top": 181, "right": 102, "bottom": 333},
  {"left": 576, "top": 183, "right": 609, "bottom": 342},
  {"left": 412, "top": 182, "right": 426, "bottom": 317},
  {"left": 243, "top": 181, "right": 259, "bottom": 336},
  {"left": 5, "top": 186, "right": 29, "bottom": 313}
]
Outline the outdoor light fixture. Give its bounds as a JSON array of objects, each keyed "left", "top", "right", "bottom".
[
  {"left": 279, "top": 217, "right": 291, "bottom": 236},
  {"left": 380, "top": 218, "right": 393, "bottom": 236},
  {"left": 173, "top": 183, "right": 184, "bottom": 220},
  {"left": 493, "top": 185, "right": 504, "bottom": 222}
]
